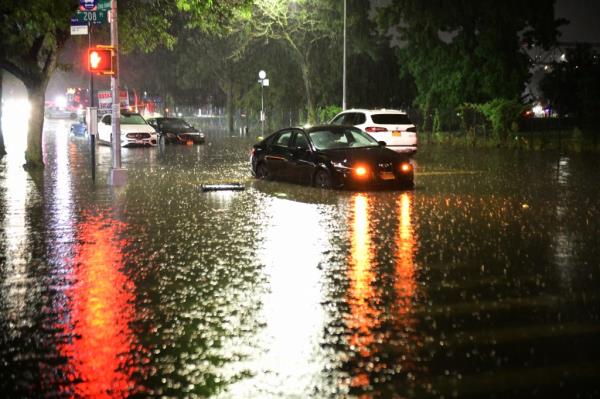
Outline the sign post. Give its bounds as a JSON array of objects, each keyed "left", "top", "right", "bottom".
[
  {"left": 108, "top": 0, "right": 127, "bottom": 186},
  {"left": 86, "top": 107, "right": 98, "bottom": 181}
]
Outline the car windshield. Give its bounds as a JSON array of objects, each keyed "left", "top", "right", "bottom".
[
  {"left": 309, "top": 128, "right": 379, "bottom": 150},
  {"left": 161, "top": 119, "right": 192, "bottom": 130},
  {"left": 120, "top": 113, "right": 147, "bottom": 125},
  {"left": 371, "top": 113, "right": 412, "bottom": 124}
]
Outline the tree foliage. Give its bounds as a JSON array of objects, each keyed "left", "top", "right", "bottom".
[
  {"left": 249, "top": 0, "right": 342, "bottom": 122},
  {"left": 0, "top": 0, "right": 250, "bottom": 165},
  {"left": 0, "top": 0, "right": 78, "bottom": 166},
  {"left": 376, "top": 0, "right": 563, "bottom": 130}
]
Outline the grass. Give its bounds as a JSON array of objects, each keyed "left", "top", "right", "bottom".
[{"left": 424, "top": 129, "right": 600, "bottom": 153}]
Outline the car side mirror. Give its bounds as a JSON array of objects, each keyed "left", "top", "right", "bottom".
[{"left": 378, "top": 141, "right": 387, "bottom": 147}]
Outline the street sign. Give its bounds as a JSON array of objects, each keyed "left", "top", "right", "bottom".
[
  {"left": 71, "top": 24, "right": 89, "bottom": 35},
  {"left": 79, "top": 0, "right": 97, "bottom": 11},
  {"left": 97, "top": 0, "right": 111, "bottom": 11},
  {"left": 74, "top": 10, "right": 107, "bottom": 25}
]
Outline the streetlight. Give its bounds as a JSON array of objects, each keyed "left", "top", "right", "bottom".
[{"left": 258, "top": 70, "right": 269, "bottom": 136}]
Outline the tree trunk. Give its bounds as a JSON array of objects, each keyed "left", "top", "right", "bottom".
[
  {"left": 0, "top": 72, "right": 6, "bottom": 157},
  {"left": 300, "top": 62, "right": 316, "bottom": 124},
  {"left": 226, "top": 80, "right": 234, "bottom": 135},
  {"left": 24, "top": 79, "right": 49, "bottom": 167}
]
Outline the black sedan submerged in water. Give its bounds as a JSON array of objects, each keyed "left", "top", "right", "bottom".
[
  {"left": 147, "top": 117, "right": 205, "bottom": 144},
  {"left": 251, "top": 125, "right": 414, "bottom": 189}
]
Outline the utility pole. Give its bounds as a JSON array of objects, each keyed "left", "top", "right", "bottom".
[
  {"left": 342, "top": 0, "right": 347, "bottom": 110},
  {"left": 108, "top": 0, "right": 127, "bottom": 186}
]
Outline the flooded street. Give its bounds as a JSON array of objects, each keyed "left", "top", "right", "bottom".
[{"left": 1, "top": 120, "right": 599, "bottom": 398}]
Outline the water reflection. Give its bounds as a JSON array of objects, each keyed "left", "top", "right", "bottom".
[
  {"left": 47, "top": 122, "right": 75, "bottom": 262},
  {"left": 1, "top": 112, "right": 36, "bottom": 331},
  {"left": 344, "top": 192, "right": 419, "bottom": 396},
  {"left": 55, "top": 213, "right": 141, "bottom": 398},
  {"left": 222, "top": 196, "right": 328, "bottom": 396},
  {"left": 395, "top": 193, "right": 417, "bottom": 313},
  {"left": 347, "top": 194, "right": 379, "bottom": 392}
]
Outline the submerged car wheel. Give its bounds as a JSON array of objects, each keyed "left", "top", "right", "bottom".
[
  {"left": 314, "top": 169, "right": 332, "bottom": 189},
  {"left": 256, "top": 163, "right": 271, "bottom": 180}
]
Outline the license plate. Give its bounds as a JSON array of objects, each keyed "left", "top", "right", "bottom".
[
  {"left": 392, "top": 131, "right": 402, "bottom": 137},
  {"left": 379, "top": 172, "right": 395, "bottom": 180}
]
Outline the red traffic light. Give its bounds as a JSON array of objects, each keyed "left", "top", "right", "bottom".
[{"left": 87, "top": 46, "right": 114, "bottom": 75}]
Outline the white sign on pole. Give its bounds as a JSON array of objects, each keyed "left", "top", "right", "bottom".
[{"left": 70, "top": 25, "right": 89, "bottom": 35}]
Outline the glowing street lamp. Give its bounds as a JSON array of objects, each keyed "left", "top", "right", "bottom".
[{"left": 259, "top": 70, "right": 269, "bottom": 136}]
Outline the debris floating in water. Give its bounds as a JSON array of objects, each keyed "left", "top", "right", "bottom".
[{"left": 200, "top": 183, "right": 245, "bottom": 192}]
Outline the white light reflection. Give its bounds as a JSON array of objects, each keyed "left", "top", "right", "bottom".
[
  {"left": 1, "top": 101, "right": 34, "bottom": 329},
  {"left": 553, "top": 156, "right": 575, "bottom": 286},
  {"left": 223, "top": 197, "right": 328, "bottom": 396},
  {"left": 49, "top": 121, "right": 75, "bottom": 252}
]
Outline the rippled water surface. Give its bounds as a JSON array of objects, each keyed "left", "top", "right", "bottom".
[{"left": 1, "top": 120, "right": 599, "bottom": 398}]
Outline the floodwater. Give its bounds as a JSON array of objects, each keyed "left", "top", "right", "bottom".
[{"left": 1, "top": 119, "right": 599, "bottom": 398}]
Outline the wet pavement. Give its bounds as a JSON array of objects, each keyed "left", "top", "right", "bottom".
[{"left": 1, "top": 119, "right": 599, "bottom": 398}]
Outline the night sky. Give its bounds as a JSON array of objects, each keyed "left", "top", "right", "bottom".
[{"left": 556, "top": 0, "right": 600, "bottom": 42}]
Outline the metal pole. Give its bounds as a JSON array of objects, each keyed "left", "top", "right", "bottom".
[
  {"left": 261, "top": 80, "right": 264, "bottom": 137},
  {"left": 87, "top": 107, "right": 97, "bottom": 182},
  {"left": 88, "top": 22, "right": 94, "bottom": 107},
  {"left": 109, "top": 0, "right": 127, "bottom": 185},
  {"left": 342, "top": 0, "right": 347, "bottom": 110}
]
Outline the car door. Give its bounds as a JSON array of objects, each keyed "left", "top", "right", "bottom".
[
  {"left": 98, "top": 114, "right": 112, "bottom": 143},
  {"left": 265, "top": 130, "right": 293, "bottom": 180},
  {"left": 288, "top": 131, "right": 315, "bottom": 184}
]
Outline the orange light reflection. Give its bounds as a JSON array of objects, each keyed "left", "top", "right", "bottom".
[
  {"left": 395, "top": 193, "right": 417, "bottom": 315},
  {"left": 347, "top": 194, "right": 379, "bottom": 390}
]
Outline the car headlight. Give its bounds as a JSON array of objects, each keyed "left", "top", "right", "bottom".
[{"left": 399, "top": 162, "right": 413, "bottom": 173}]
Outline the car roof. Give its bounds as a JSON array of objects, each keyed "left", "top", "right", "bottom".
[{"left": 340, "top": 108, "right": 408, "bottom": 115}]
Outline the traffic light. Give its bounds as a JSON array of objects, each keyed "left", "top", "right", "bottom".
[{"left": 87, "top": 46, "right": 115, "bottom": 75}]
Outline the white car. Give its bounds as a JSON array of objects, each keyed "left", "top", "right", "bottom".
[
  {"left": 330, "top": 109, "right": 418, "bottom": 154},
  {"left": 98, "top": 112, "right": 158, "bottom": 147}
]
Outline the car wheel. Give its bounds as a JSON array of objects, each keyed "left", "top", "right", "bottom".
[
  {"left": 256, "top": 163, "right": 271, "bottom": 180},
  {"left": 314, "top": 169, "right": 332, "bottom": 189}
]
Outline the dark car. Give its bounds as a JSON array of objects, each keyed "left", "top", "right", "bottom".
[
  {"left": 250, "top": 125, "right": 414, "bottom": 189},
  {"left": 147, "top": 117, "right": 205, "bottom": 144}
]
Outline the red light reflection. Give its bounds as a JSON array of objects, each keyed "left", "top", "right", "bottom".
[{"left": 57, "top": 214, "right": 140, "bottom": 398}]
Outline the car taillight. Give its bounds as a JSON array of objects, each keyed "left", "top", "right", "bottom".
[
  {"left": 365, "top": 126, "right": 388, "bottom": 133},
  {"left": 406, "top": 126, "right": 417, "bottom": 133}
]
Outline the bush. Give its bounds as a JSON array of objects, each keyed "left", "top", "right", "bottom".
[
  {"left": 476, "top": 98, "right": 525, "bottom": 142},
  {"left": 317, "top": 105, "right": 342, "bottom": 124},
  {"left": 457, "top": 99, "right": 524, "bottom": 143}
]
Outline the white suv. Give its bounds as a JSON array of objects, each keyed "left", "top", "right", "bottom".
[{"left": 330, "top": 109, "right": 417, "bottom": 154}]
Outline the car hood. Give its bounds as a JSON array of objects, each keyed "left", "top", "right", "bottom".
[
  {"left": 121, "top": 124, "right": 156, "bottom": 133},
  {"left": 163, "top": 127, "right": 200, "bottom": 134},
  {"left": 319, "top": 146, "right": 405, "bottom": 166}
]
